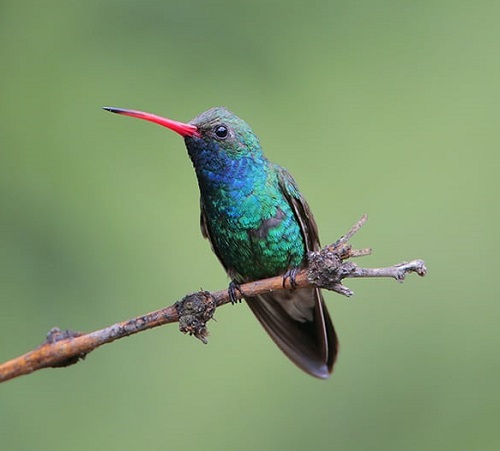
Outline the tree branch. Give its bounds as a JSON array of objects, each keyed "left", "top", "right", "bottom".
[{"left": 0, "top": 215, "right": 426, "bottom": 383}]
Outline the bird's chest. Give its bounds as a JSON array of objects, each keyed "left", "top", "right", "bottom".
[{"left": 203, "top": 190, "right": 305, "bottom": 281}]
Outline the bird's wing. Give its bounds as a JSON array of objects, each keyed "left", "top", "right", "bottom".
[{"left": 275, "top": 165, "right": 321, "bottom": 252}]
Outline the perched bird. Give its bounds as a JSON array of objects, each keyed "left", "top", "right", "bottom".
[{"left": 103, "top": 106, "right": 338, "bottom": 378}]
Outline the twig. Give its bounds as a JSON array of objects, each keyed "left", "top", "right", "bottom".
[{"left": 0, "top": 216, "right": 427, "bottom": 383}]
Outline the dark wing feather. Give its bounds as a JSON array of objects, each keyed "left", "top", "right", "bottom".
[{"left": 245, "top": 287, "right": 337, "bottom": 378}]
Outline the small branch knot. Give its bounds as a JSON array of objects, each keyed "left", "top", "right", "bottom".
[
  {"left": 45, "top": 327, "right": 83, "bottom": 344},
  {"left": 307, "top": 249, "right": 358, "bottom": 297},
  {"left": 43, "top": 327, "right": 86, "bottom": 368},
  {"left": 175, "top": 291, "right": 216, "bottom": 344},
  {"left": 307, "top": 249, "right": 342, "bottom": 286}
]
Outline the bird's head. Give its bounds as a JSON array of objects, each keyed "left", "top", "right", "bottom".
[{"left": 103, "top": 106, "right": 263, "bottom": 162}]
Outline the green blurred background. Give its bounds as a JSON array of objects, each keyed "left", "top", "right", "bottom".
[{"left": 1, "top": 0, "right": 498, "bottom": 449}]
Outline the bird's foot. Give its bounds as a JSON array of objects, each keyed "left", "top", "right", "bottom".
[
  {"left": 228, "top": 280, "right": 243, "bottom": 304},
  {"left": 283, "top": 267, "right": 300, "bottom": 290}
]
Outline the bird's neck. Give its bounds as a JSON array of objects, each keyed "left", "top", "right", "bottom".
[{"left": 189, "top": 147, "right": 270, "bottom": 198}]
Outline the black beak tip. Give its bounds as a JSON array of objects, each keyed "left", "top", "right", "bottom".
[{"left": 102, "top": 106, "right": 122, "bottom": 114}]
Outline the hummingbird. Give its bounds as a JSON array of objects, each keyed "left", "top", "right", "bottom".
[{"left": 103, "top": 106, "right": 338, "bottom": 378}]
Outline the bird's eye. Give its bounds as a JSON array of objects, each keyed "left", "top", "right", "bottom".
[{"left": 214, "top": 125, "right": 228, "bottom": 139}]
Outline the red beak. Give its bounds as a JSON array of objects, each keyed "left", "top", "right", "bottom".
[{"left": 103, "top": 107, "right": 200, "bottom": 138}]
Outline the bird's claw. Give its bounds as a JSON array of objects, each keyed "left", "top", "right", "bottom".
[
  {"left": 228, "top": 280, "right": 243, "bottom": 304},
  {"left": 283, "top": 267, "right": 299, "bottom": 290}
]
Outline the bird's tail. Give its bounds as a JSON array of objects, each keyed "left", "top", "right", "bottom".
[{"left": 245, "top": 287, "right": 338, "bottom": 378}]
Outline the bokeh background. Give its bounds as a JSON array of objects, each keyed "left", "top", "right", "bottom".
[{"left": 1, "top": 1, "right": 498, "bottom": 449}]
